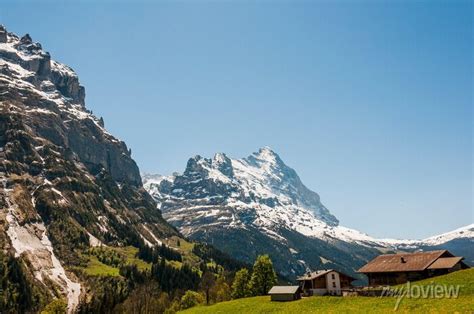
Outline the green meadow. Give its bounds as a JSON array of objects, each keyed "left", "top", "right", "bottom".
[{"left": 181, "top": 268, "right": 474, "bottom": 313}]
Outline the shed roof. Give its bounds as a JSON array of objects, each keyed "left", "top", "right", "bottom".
[
  {"left": 268, "top": 286, "right": 300, "bottom": 294},
  {"left": 358, "top": 250, "right": 450, "bottom": 273},
  {"left": 427, "top": 257, "right": 464, "bottom": 270}
]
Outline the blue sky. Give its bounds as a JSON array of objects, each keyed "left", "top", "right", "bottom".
[{"left": 1, "top": 0, "right": 472, "bottom": 239}]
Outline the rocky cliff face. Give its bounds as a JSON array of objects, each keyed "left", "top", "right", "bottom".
[{"left": 0, "top": 26, "right": 177, "bottom": 312}]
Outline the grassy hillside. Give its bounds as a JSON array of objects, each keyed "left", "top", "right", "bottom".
[
  {"left": 182, "top": 269, "right": 474, "bottom": 313},
  {"left": 394, "top": 267, "right": 474, "bottom": 295}
]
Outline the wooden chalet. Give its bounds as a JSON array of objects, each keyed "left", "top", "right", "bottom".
[
  {"left": 358, "top": 250, "right": 470, "bottom": 286},
  {"left": 297, "top": 269, "right": 356, "bottom": 296}
]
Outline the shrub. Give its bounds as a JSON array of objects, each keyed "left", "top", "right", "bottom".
[{"left": 180, "top": 290, "right": 204, "bottom": 310}]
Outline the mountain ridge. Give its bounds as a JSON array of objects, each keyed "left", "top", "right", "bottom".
[{"left": 0, "top": 25, "right": 179, "bottom": 312}]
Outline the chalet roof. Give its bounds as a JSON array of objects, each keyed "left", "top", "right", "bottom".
[
  {"left": 268, "top": 286, "right": 300, "bottom": 294},
  {"left": 297, "top": 269, "right": 332, "bottom": 281},
  {"left": 427, "top": 257, "right": 464, "bottom": 270},
  {"left": 297, "top": 269, "right": 356, "bottom": 281},
  {"left": 358, "top": 250, "right": 452, "bottom": 273}
]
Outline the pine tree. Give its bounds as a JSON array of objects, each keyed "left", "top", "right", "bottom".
[
  {"left": 248, "top": 255, "right": 277, "bottom": 296},
  {"left": 231, "top": 268, "right": 251, "bottom": 299}
]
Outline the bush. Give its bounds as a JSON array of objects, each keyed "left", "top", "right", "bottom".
[{"left": 180, "top": 290, "right": 204, "bottom": 310}]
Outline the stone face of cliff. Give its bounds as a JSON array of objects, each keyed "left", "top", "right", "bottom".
[{"left": 0, "top": 26, "right": 177, "bottom": 311}]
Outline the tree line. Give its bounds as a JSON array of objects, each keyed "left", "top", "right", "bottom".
[
  {"left": 138, "top": 243, "right": 183, "bottom": 263},
  {"left": 110, "top": 254, "right": 277, "bottom": 313}
]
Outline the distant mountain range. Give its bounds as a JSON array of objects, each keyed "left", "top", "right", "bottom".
[{"left": 143, "top": 148, "right": 474, "bottom": 279}]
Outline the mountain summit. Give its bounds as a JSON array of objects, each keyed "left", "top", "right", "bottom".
[{"left": 151, "top": 146, "right": 339, "bottom": 233}]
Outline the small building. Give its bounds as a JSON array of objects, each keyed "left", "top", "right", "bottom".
[
  {"left": 268, "top": 286, "right": 302, "bottom": 301},
  {"left": 297, "top": 269, "right": 356, "bottom": 296},
  {"left": 358, "top": 250, "right": 470, "bottom": 286}
]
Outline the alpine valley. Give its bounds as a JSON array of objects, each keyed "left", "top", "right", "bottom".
[
  {"left": 143, "top": 148, "right": 474, "bottom": 280},
  {"left": 0, "top": 24, "right": 472, "bottom": 313}
]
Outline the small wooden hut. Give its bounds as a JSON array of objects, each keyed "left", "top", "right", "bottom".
[{"left": 268, "top": 286, "right": 302, "bottom": 301}]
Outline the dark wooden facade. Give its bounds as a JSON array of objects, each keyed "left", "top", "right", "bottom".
[
  {"left": 359, "top": 250, "right": 469, "bottom": 286},
  {"left": 366, "top": 271, "right": 427, "bottom": 286}
]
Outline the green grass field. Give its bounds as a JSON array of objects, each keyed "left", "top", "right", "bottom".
[
  {"left": 75, "top": 237, "right": 203, "bottom": 277},
  {"left": 114, "top": 246, "right": 152, "bottom": 271},
  {"left": 181, "top": 268, "right": 474, "bottom": 313},
  {"left": 82, "top": 255, "right": 120, "bottom": 277}
]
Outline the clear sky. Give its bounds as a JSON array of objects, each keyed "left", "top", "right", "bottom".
[{"left": 1, "top": 0, "right": 472, "bottom": 239}]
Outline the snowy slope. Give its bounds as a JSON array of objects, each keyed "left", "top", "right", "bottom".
[
  {"left": 380, "top": 224, "right": 474, "bottom": 247},
  {"left": 422, "top": 224, "right": 474, "bottom": 245}
]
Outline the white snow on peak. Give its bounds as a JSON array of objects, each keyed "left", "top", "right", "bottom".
[
  {"left": 197, "top": 157, "right": 233, "bottom": 184},
  {"left": 213, "top": 152, "right": 228, "bottom": 163},
  {"left": 253, "top": 146, "right": 279, "bottom": 164},
  {"left": 51, "top": 59, "right": 77, "bottom": 78},
  {"left": 142, "top": 174, "right": 169, "bottom": 188},
  {"left": 421, "top": 224, "right": 474, "bottom": 245},
  {"left": 375, "top": 224, "right": 474, "bottom": 248}
]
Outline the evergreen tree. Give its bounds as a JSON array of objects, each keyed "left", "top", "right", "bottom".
[
  {"left": 231, "top": 268, "right": 251, "bottom": 299},
  {"left": 248, "top": 255, "right": 277, "bottom": 296}
]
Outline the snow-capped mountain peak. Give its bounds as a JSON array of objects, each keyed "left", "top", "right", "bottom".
[{"left": 150, "top": 147, "right": 339, "bottom": 229}]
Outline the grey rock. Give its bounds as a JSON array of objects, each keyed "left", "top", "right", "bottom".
[
  {"left": 0, "top": 25, "right": 7, "bottom": 43},
  {"left": 50, "top": 66, "right": 85, "bottom": 105},
  {"left": 20, "top": 33, "right": 32, "bottom": 44}
]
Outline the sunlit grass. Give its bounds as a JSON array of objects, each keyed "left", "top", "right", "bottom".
[
  {"left": 182, "top": 269, "right": 474, "bottom": 313},
  {"left": 82, "top": 255, "right": 120, "bottom": 277}
]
